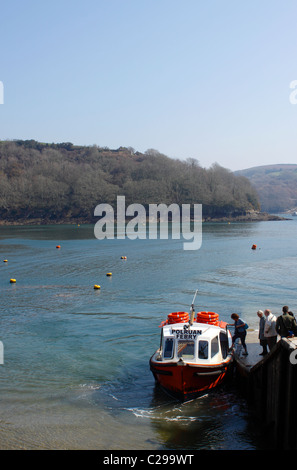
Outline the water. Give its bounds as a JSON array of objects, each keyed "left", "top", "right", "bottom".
[{"left": 0, "top": 217, "right": 296, "bottom": 450}]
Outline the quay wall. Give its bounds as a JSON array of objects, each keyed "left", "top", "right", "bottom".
[{"left": 235, "top": 337, "right": 297, "bottom": 449}]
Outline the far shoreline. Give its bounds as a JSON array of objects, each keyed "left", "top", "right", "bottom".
[{"left": 0, "top": 212, "right": 289, "bottom": 226}]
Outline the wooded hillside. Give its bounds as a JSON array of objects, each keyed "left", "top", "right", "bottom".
[
  {"left": 0, "top": 140, "right": 260, "bottom": 223},
  {"left": 236, "top": 164, "right": 297, "bottom": 213}
]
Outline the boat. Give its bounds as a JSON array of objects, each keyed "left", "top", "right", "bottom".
[{"left": 149, "top": 291, "right": 234, "bottom": 401}]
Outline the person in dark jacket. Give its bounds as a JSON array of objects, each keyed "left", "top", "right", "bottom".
[
  {"left": 276, "top": 305, "right": 297, "bottom": 338},
  {"left": 228, "top": 313, "right": 248, "bottom": 355}
]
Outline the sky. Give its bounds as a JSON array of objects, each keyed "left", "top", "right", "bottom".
[{"left": 0, "top": 0, "right": 297, "bottom": 171}]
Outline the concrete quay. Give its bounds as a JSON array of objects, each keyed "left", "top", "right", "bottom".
[{"left": 233, "top": 329, "right": 297, "bottom": 450}]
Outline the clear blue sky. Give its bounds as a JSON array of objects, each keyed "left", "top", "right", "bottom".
[{"left": 0, "top": 0, "right": 296, "bottom": 171}]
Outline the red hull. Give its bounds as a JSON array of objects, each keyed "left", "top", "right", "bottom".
[{"left": 150, "top": 355, "right": 232, "bottom": 401}]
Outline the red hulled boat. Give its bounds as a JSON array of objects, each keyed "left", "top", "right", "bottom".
[{"left": 150, "top": 291, "right": 233, "bottom": 401}]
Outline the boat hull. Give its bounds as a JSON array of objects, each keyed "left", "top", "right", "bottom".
[{"left": 150, "top": 355, "right": 233, "bottom": 401}]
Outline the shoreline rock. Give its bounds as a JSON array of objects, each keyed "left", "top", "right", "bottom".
[
  {"left": 202, "top": 212, "right": 288, "bottom": 222},
  {"left": 0, "top": 212, "right": 288, "bottom": 226}
]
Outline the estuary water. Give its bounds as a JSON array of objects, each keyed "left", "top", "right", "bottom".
[{"left": 0, "top": 217, "right": 297, "bottom": 450}]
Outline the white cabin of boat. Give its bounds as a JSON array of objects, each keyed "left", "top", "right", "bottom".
[{"left": 154, "top": 322, "right": 232, "bottom": 365}]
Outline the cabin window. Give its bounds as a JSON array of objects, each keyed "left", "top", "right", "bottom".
[
  {"left": 211, "top": 336, "right": 219, "bottom": 358},
  {"left": 220, "top": 332, "right": 228, "bottom": 359},
  {"left": 198, "top": 340, "right": 208, "bottom": 359},
  {"left": 177, "top": 340, "right": 195, "bottom": 359},
  {"left": 164, "top": 338, "right": 174, "bottom": 358}
]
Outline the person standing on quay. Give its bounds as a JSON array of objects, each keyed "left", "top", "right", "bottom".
[
  {"left": 257, "top": 310, "right": 268, "bottom": 355},
  {"left": 264, "top": 309, "right": 277, "bottom": 351},
  {"left": 276, "top": 305, "right": 297, "bottom": 338}
]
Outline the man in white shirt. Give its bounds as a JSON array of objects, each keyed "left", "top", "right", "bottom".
[{"left": 264, "top": 309, "right": 277, "bottom": 351}]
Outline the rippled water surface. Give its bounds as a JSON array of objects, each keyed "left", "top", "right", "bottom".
[{"left": 0, "top": 218, "right": 296, "bottom": 449}]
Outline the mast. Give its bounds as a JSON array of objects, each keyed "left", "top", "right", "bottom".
[{"left": 189, "top": 289, "right": 198, "bottom": 325}]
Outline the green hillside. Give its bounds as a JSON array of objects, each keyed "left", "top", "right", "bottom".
[
  {"left": 0, "top": 139, "right": 260, "bottom": 224},
  {"left": 236, "top": 164, "right": 297, "bottom": 213}
]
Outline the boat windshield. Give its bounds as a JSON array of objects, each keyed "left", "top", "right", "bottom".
[
  {"left": 211, "top": 336, "right": 219, "bottom": 357},
  {"left": 177, "top": 340, "right": 194, "bottom": 359},
  {"left": 198, "top": 340, "right": 208, "bottom": 359},
  {"left": 164, "top": 338, "right": 174, "bottom": 358}
]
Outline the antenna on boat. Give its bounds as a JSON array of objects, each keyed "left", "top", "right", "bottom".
[{"left": 189, "top": 289, "right": 198, "bottom": 325}]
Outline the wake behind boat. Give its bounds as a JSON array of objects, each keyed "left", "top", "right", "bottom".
[{"left": 150, "top": 291, "right": 234, "bottom": 401}]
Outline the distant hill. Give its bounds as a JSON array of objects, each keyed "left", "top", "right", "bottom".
[{"left": 235, "top": 164, "right": 297, "bottom": 213}]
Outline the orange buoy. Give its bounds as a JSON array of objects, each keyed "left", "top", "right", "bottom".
[
  {"left": 251, "top": 244, "right": 257, "bottom": 250},
  {"left": 56, "top": 245, "right": 61, "bottom": 249},
  {"left": 121, "top": 256, "right": 127, "bottom": 259}
]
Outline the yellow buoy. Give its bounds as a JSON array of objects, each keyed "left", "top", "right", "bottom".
[
  {"left": 10, "top": 278, "right": 16, "bottom": 283},
  {"left": 94, "top": 285, "right": 101, "bottom": 289},
  {"left": 106, "top": 272, "right": 112, "bottom": 276},
  {"left": 3, "top": 259, "right": 8, "bottom": 262},
  {"left": 121, "top": 256, "right": 127, "bottom": 259}
]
